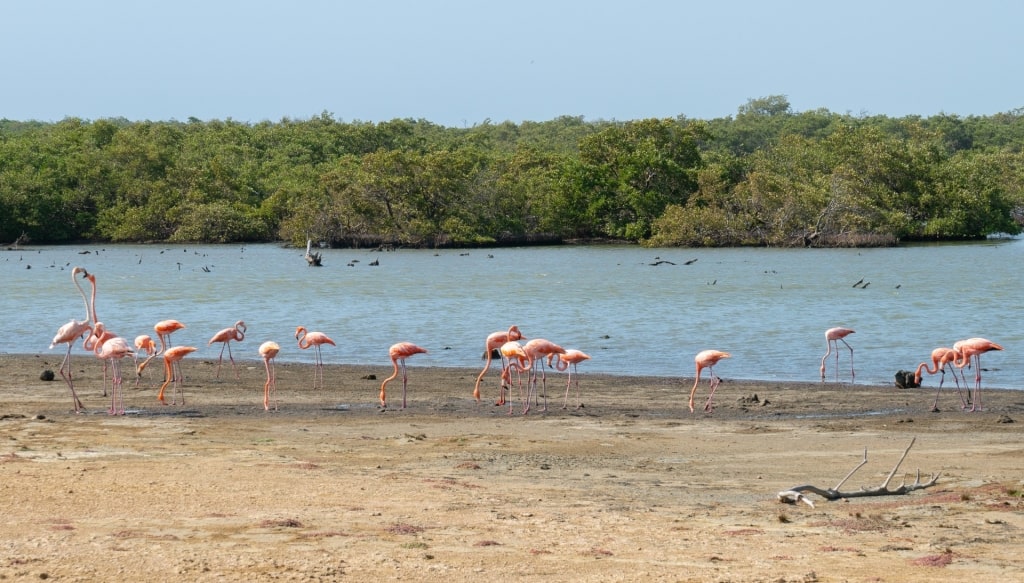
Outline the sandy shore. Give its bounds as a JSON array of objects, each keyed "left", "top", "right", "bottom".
[{"left": 1, "top": 352, "right": 1022, "bottom": 582}]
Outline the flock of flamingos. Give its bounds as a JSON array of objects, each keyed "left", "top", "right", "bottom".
[{"left": 48, "top": 267, "right": 1004, "bottom": 416}]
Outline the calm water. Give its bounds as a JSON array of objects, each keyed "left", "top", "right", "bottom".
[{"left": 4, "top": 240, "right": 1022, "bottom": 389}]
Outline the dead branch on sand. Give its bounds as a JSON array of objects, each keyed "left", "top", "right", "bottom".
[{"left": 777, "top": 438, "right": 939, "bottom": 507}]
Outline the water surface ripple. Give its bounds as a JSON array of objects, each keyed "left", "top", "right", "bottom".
[{"left": 5, "top": 240, "right": 1021, "bottom": 389}]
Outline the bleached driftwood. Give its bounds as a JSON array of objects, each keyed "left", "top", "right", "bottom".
[
  {"left": 304, "top": 239, "right": 323, "bottom": 267},
  {"left": 777, "top": 437, "right": 939, "bottom": 504}
]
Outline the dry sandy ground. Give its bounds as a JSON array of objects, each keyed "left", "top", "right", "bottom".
[{"left": 1, "top": 352, "right": 1022, "bottom": 582}]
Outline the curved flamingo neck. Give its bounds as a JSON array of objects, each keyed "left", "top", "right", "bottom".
[{"left": 73, "top": 271, "right": 91, "bottom": 327}]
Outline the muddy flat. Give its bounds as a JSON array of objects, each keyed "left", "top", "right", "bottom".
[{"left": 2, "top": 353, "right": 1022, "bottom": 581}]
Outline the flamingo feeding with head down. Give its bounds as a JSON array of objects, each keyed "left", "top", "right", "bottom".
[
  {"left": 380, "top": 342, "right": 427, "bottom": 409},
  {"left": 522, "top": 338, "right": 566, "bottom": 413},
  {"left": 139, "top": 319, "right": 187, "bottom": 384},
  {"left": 154, "top": 319, "right": 186, "bottom": 352},
  {"left": 157, "top": 346, "right": 198, "bottom": 406},
  {"left": 209, "top": 321, "right": 246, "bottom": 379},
  {"left": 820, "top": 327, "right": 855, "bottom": 382},
  {"left": 49, "top": 266, "right": 92, "bottom": 413},
  {"left": 133, "top": 335, "right": 157, "bottom": 387},
  {"left": 690, "top": 350, "right": 731, "bottom": 413},
  {"left": 295, "top": 326, "right": 335, "bottom": 389},
  {"left": 499, "top": 341, "right": 532, "bottom": 415},
  {"left": 549, "top": 349, "right": 591, "bottom": 410},
  {"left": 473, "top": 325, "right": 525, "bottom": 404},
  {"left": 259, "top": 341, "right": 281, "bottom": 411},
  {"left": 914, "top": 347, "right": 967, "bottom": 412},
  {"left": 953, "top": 337, "right": 1004, "bottom": 412},
  {"left": 90, "top": 322, "right": 133, "bottom": 415}
]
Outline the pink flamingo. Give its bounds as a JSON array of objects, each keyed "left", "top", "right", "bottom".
[
  {"left": 914, "top": 347, "right": 967, "bottom": 412},
  {"left": 209, "top": 321, "right": 246, "bottom": 379},
  {"left": 140, "top": 319, "right": 187, "bottom": 383},
  {"left": 522, "top": 338, "right": 566, "bottom": 413},
  {"left": 380, "top": 342, "right": 428, "bottom": 409},
  {"left": 154, "top": 319, "right": 186, "bottom": 352},
  {"left": 499, "top": 341, "right": 532, "bottom": 415},
  {"left": 259, "top": 341, "right": 281, "bottom": 411},
  {"left": 953, "top": 338, "right": 1004, "bottom": 412},
  {"left": 133, "top": 335, "right": 157, "bottom": 387},
  {"left": 92, "top": 328, "right": 133, "bottom": 415},
  {"left": 295, "top": 326, "right": 335, "bottom": 389},
  {"left": 473, "top": 325, "right": 525, "bottom": 404},
  {"left": 549, "top": 349, "right": 591, "bottom": 409},
  {"left": 690, "top": 350, "right": 731, "bottom": 413},
  {"left": 82, "top": 272, "right": 118, "bottom": 397},
  {"left": 48, "top": 266, "right": 92, "bottom": 413},
  {"left": 820, "top": 327, "right": 855, "bottom": 382},
  {"left": 157, "top": 346, "right": 198, "bottom": 406}
]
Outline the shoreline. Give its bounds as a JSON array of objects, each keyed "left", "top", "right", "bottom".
[{"left": 6, "top": 352, "right": 1020, "bottom": 420}]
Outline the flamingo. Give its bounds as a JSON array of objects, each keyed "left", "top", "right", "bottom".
[
  {"left": 133, "top": 335, "right": 157, "bottom": 387},
  {"left": 549, "top": 349, "right": 591, "bottom": 409},
  {"left": 209, "top": 321, "right": 246, "bottom": 379},
  {"left": 820, "top": 327, "right": 855, "bottom": 382},
  {"left": 92, "top": 327, "right": 133, "bottom": 415},
  {"left": 140, "top": 319, "right": 187, "bottom": 382},
  {"left": 690, "top": 350, "right": 731, "bottom": 413},
  {"left": 498, "top": 341, "right": 532, "bottom": 415},
  {"left": 49, "top": 266, "right": 92, "bottom": 413},
  {"left": 295, "top": 326, "right": 335, "bottom": 389},
  {"left": 522, "top": 338, "right": 566, "bottom": 413},
  {"left": 953, "top": 338, "right": 1004, "bottom": 412},
  {"left": 82, "top": 272, "right": 118, "bottom": 397},
  {"left": 473, "top": 325, "right": 525, "bottom": 404},
  {"left": 259, "top": 341, "right": 281, "bottom": 411},
  {"left": 914, "top": 347, "right": 967, "bottom": 411},
  {"left": 157, "top": 346, "right": 198, "bottom": 406},
  {"left": 380, "top": 342, "right": 427, "bottom": 409},
  {"left": 154, "top": 319, "right": 186, "bottom": 352}
]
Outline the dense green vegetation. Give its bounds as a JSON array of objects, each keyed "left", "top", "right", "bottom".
[{"left": 2, "top": 96, "right": 1023, "bottom": 248}]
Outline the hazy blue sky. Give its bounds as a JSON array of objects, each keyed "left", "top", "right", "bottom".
[{"left": 3, "top": 1, "right": 1021, "bottom": 126}]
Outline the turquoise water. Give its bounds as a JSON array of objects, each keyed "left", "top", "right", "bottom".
[{"left": 5, "top": 239, "right": 1022, "bottom": 389}]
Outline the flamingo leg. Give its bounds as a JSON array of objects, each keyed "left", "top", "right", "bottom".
[
  {"left": 497, "top": 354, "right": 510, "bottom": 406},
  {"left": 101, "top": 360, "right": 109, "bottom": 397},
  {"left": 840, "top": 339, "right": 855, "bottom": 381},
  {"left": 313, "top": 345, "right": 323, "bottom": 389},
  {"left": 970, "top": 356, "right": 983, "bottom": 412},
  {"left": 263, "top": 358, "right": 276, "bottom": 411},
  {"left": 215, "top": 344, "right": 225, "bottom": 378},
  {"left": 58, "top": 346, "right": 85, "bottom": 413},
  {"left": 108, "top": 359, "right": 125, "bottom": 415},
  {"left": 173, "top": 362, "right": 184, "bottom": 406},
  {"left": 401, "top": 359, "right": 409, "bottom": 409},
  {"left": 562, "top": 367, "right": 573, "bottom": 410},
  {"left": 537, "top": 365, "right": 549, "bottom": 412},
  {"left": 226, "top": 342, "right": 239, "bottom": 379},
  {"left": 704, "top": 371, "right": 721, "bottom": 412}
]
